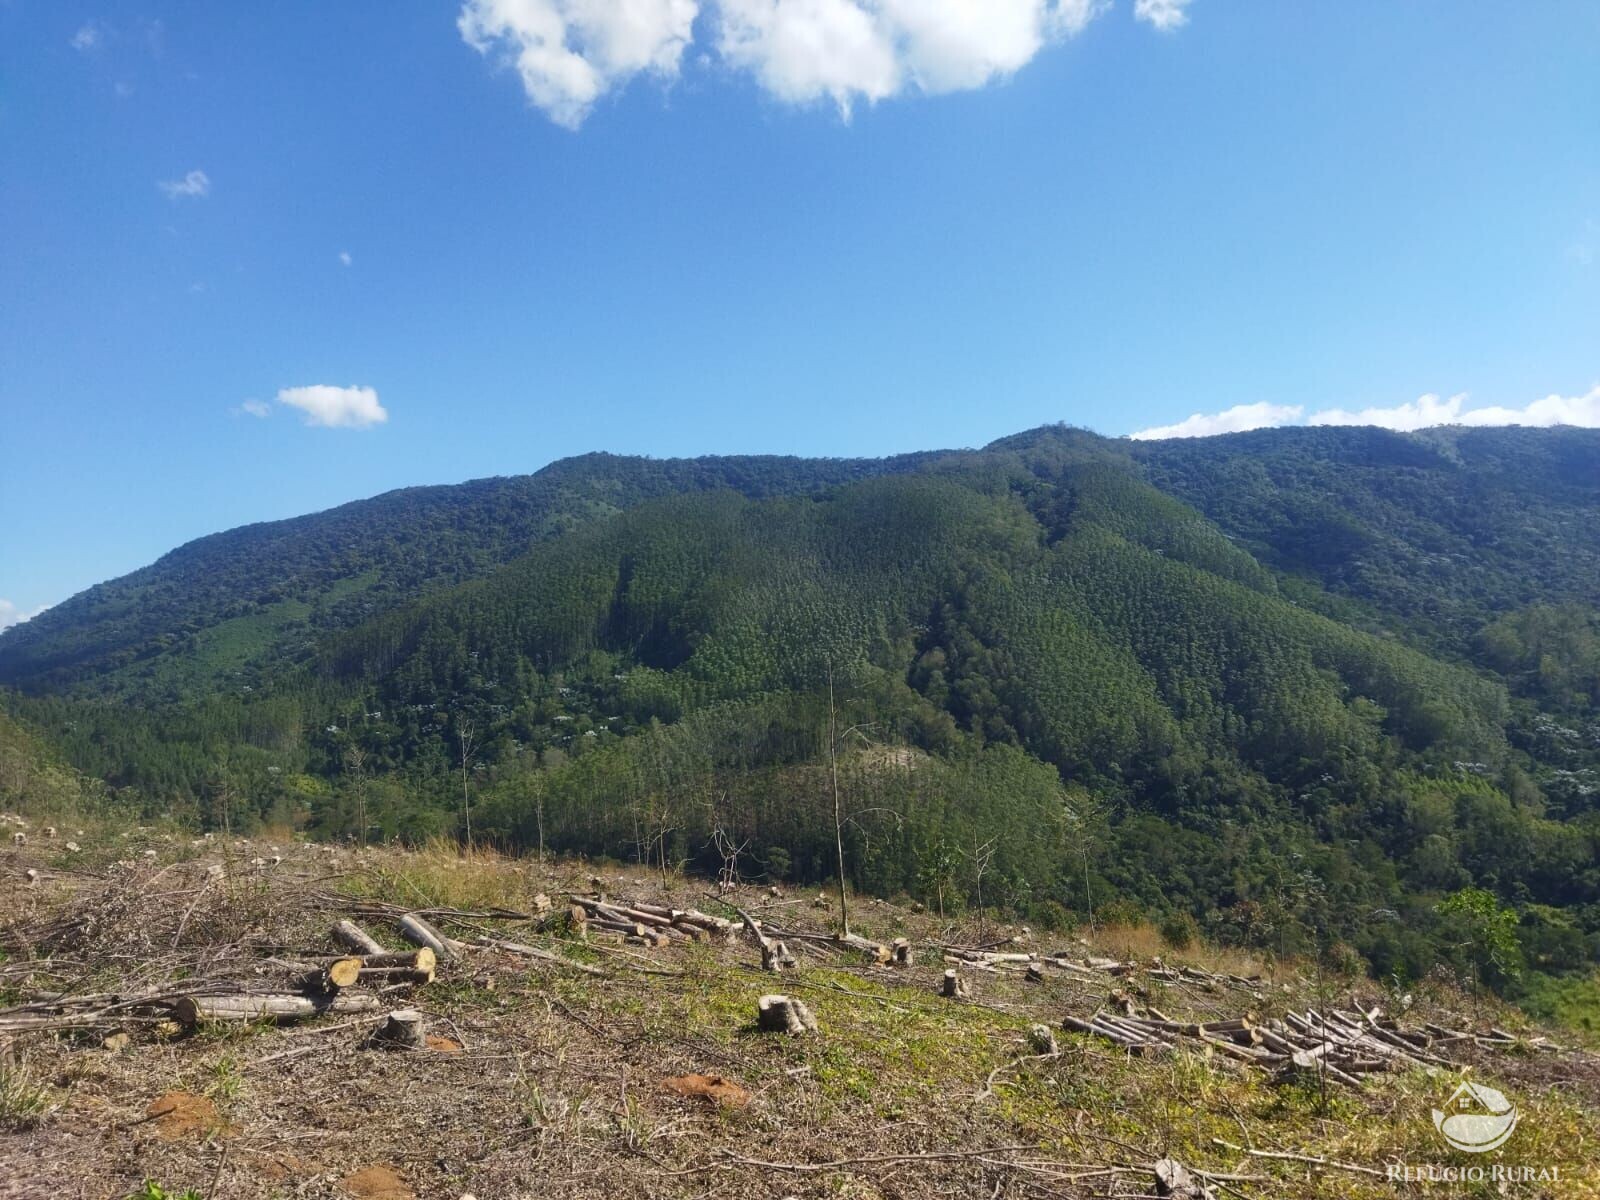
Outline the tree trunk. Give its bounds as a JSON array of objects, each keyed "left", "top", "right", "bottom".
[
  {"left": 293, "top": 956, "right": 364, "bottom": 994},
  {"left": 397, "top": 914, "right": 464, "bottom": 963},
  {"left": 331, "top": 920, "right": 385, "bottom": 956},
  {"left": 174, "top": 991, "right": 381, "bottom": 1026}
]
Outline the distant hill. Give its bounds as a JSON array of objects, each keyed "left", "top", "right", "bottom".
[
  {"left": 4, "top": 423, "right": 1598, "bottom": 994},
  {"left": 0, "top": 450, "right": 936, "bottom": 700}
]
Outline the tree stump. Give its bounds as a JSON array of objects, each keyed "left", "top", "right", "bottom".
[
  {"left": 1028, "top": 1024, "right": 1059, "bottom": 1055},
  {"left": 373, "top": 1008, "right": 427, "bottom": 1051},
  {"left": 757, "top": 994, "right": 817, "bottom": 1035},
  {"left": 891, "top": 938, "right": 913, "bottom": 967},
  {"left": 1153, "top": 1157, "right": 1217, "bottom": 1199},
  {"left": 941, "top": 969, "right": 970, "bottom": 999},
  {"left": 761, "top": 938, "right": 796, "bottom": 972}
]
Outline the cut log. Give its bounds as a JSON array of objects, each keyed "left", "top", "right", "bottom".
[
  {"left": 757, "top": 994, "right": 817, "bottom": 1035},
  {"left": 832, "top": 931, "right": 891, "bottom": 964},
  {"left": 173, "top": 991, "right": 381, "bottom": 1027},
  {"left": 672, "top": 909, "right": 733, "bottom": 936},
  {"left": 355, "top": 966, "right": 435, "bottom": 987},
  {"left": 356, "top": 949, "right": 436, "bottom": 972},
  {"left": 941, "top": 969, "right": 970, "bottom": 999},
  {"left": 372, "top": 1008, "right": 427, "bottom": 1050},
  {"left": 397, "top": 914, "right": 464, "bottom": 963},
  {"left": 293, "top": 956, "right": 364, "bottom": 994},
  {"left": 331, "top": 920, "right": 386, "bottom": 956}
]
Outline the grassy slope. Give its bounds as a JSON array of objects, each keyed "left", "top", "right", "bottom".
[{"left": 1, "top": 829, "right": 1596, "bottom": 1200}]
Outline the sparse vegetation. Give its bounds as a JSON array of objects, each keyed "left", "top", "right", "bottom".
[
  {"left": 0, "top": 825, "right": 1595, "bottom": 1197},
  {"left": 0, "top": 1059, "right": 53, "bottom": 1130}
]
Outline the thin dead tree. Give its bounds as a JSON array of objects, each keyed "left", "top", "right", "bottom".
[
  {"left": 825, "top": 664, "right": 881, "bottom": 939},
  {"left": 344, "top": 744, "right": 368, "bottom": 847},
  {"left": 457, "top": 718, "right": 476, "bottom": 858},
  {"left": 711, "top": 823, "right": 750, "bottom": 894},
  {"left": 1063, "top": 790, "right": 1100, "bottom": 934},
  {"left": 966, "top": 833, "right": 999, "bottom": 942}
]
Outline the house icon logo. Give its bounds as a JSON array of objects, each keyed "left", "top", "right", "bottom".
[{"left": 1432, "top": 1081, "right": 1520, "bottom": 1153}]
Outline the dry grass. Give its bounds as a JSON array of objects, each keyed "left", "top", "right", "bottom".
[{"left": 0, "top": 831, "right": 1597, "bottom": 1200}]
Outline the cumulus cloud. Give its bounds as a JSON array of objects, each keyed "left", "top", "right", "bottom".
[
  {"left": 70, "top": 22, "right": 105, "bottom": 52},
  {"left": 458, "top": 0, "right": 699, "bottom": 130},
  {"left": 158, "top": 169, "right": 211, "bottom": 199},
  {"left": 716, "top": 0, "right": 1105, "bottom": 115},
  {"left": 1129, "top": 402, "right": 1303, "bottom": 441},
  {"left": 460, "top": 0, "right": 1153, "bottom": 127},
  {"left": 1129, "top": 385, "right": 1600, "bottom": 440},
  {"left": 0, "top": 600, "right": 48, "bottom": 632},
  {"left": 276, "top": 385, "right": 388, "bottom": 429},
  {"left": 236, "top": 399, "right": 272, "bottom": 418},
  {"left": 1133, "top": 0, "right": 1190, "bottom": 33}
]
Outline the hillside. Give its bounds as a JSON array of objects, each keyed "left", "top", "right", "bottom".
[
  {"left": 2, "top": 424, "right": 1598, "bottom": 1013},
  {"left": 1, "top": 829, "right": 1595, "bottom": 1199},
  {"left": 0, "top": 451, "right": 935, "bottom": 701}
]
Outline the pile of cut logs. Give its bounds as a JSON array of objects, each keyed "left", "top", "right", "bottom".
[
  {"left": 172, "top": 914, "right": 446, "bottom": 1026},
  {"left": 942, "top": 945, "right": 1265, "bottom": 998},
  {"left": 1059, "top": 998, "right": 1559, "bottom": 1087},
  {"left": 567, "top": 895, "right": 736, "bottom": 945},
  {"left": 0, "top": 913, "right": 446, "bottom": 1035}
]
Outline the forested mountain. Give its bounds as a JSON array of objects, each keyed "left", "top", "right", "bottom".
[
  {"left": 0, "top": 450, "right": 934, "bottom": 700},
  {"left": 3, "top": 424, "right": 1598, "bottom": 1004}
]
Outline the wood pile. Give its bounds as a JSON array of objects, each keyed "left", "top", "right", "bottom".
[
  {"left": 568, "top": 895, "right": 735, "bottom": 946},
  {"left": 1057, "top": 997, "right": 1554, "bottom": 1086},
  {"left": 0, "top": 915, "right": 439, "bottom": 1035},
  {"left": 942, "top": 945, "right": 1265, "bottom": 998}
]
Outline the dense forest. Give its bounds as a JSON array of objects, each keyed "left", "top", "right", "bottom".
[{"left": 4, "top": 424, "right": 1598, "bottom": 1013}]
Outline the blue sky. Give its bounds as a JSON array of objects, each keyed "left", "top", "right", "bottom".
[{"left": 2, "top": 0, "right": 1597, "bottom": 624}]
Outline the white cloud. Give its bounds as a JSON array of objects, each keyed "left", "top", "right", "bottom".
[
  {"left": 236, "top": 399, "right": 272, "bottom": 418},
  {"left": 459, "top": 0, "right": 1132, "bottom": 126},
  {"left": 158, "top": 169, "right": 211, "bottom": 200},
  {"left": 276, "top": 385, "right": 388, "bottom": 429},
  {"left": 1130, "top": 385, "right": 1600, "bottom": 439},
  {"left": 70, "top": 22, "right": 105, "bottom": 52},
  {"left": 1133, "top": 0, "right": 1190, "bottom": 33},
  {"left": 459, "top": 0, "right": 699, "bottom": 130},
  {"left": 1305, "top": 392, "right": 1468, "bottom": 432},
  {"left": 0, "top": 600, "right": 48, "bottom": 632},
  {"left": 715, "top": 0, "right": 1107, "bottom": 116},
  {"left": 1129, "top": 401, "right": 1303, "bottom": 441},
  {"left": 339, "top": 250, "right": 353, "bottom": 267}
]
